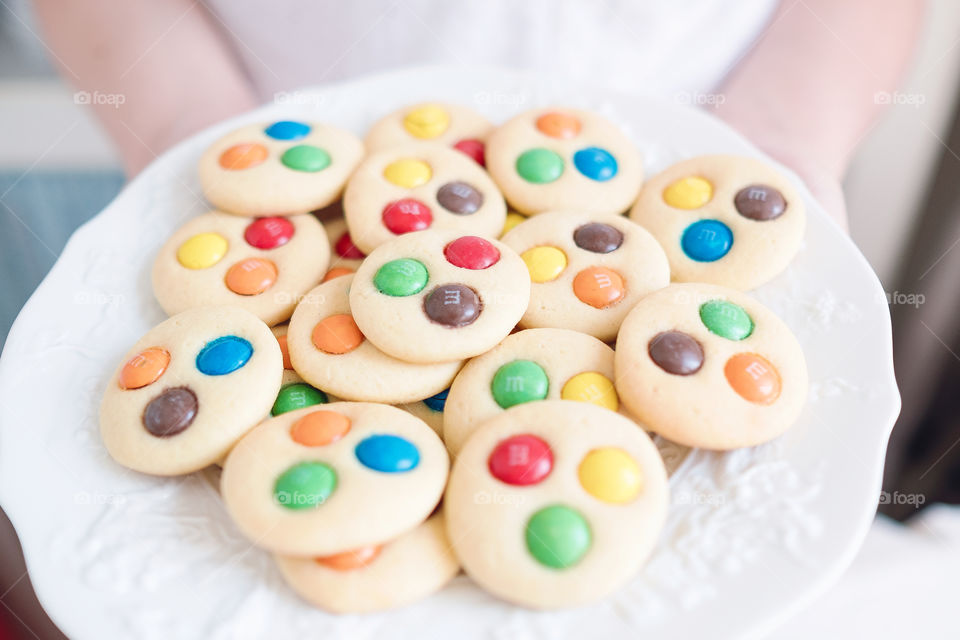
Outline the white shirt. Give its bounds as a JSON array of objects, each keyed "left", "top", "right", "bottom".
[{"left": 205, "top": 0, "right": 779, "bottom": 100}]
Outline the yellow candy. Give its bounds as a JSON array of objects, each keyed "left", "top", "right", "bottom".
[
  {"left": 561, "top": 372, "right": 619, "bottom": 411},
  {"left": 521, "top": 246, "right": 567, "bottom": 283},
  {"left": 501, "top": 212, "right": 526, "bottom": 236},
  {"left": 403, "top": 104, "right": 451, "bottom": 139},
  {"left": 663, "top": 176, "right": 713, "bottom": 209},
  {"left": 383, "top": 158, "right": 432, "bottom": 188},
  {"left": 177, "top": 232, "right": 228, "bottom": 269},
  {"left": 578, "top": 448, "right": 642, "bottom": 504}
]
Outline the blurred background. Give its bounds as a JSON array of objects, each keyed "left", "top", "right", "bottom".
[{"left": 2, "top": 0, "right": 960, "bottom": 638}]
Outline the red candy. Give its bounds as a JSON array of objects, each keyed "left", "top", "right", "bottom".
[
  {"left": 334, "top": 231, "right": 365, "bottom": 259},
  {"left": 444, "top": 236, "right": 500, "bottom": 270},
  {"left": 382, "top": 199, "right": 433, "bottom": 234},
  {"left": 488, "top": 434, "right": 553, "bottom": 486},
  {"left": 453, "top": 139, "right": 486, "bottom": 166},
  {"left": 244, "top": 217, "right": 295, "bottom": 249}
]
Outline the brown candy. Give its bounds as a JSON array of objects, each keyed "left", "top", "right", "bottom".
[
  {"left": 143, "top": 387, "right": 198, "bottom": 437},
  {"left": 573, "top": 223, "right": 623, "bottom": 254},
  {"left": 734, "top": 184, "right": 786, "bottom": 221},
  {"left": 648, "top": 331, "right": 704, "bottom": 375},
  {"left": 423, "top": 283, "right": 481, "bottom": 327},
  {"left": 436, "top": 181, "right": 483, "bottom": 215}
]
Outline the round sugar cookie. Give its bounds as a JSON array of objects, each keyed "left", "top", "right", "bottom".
[
  {"left": 364, "top": 102, "right": 493, "bottom": 165},
  {"left": 485, "top": 107, "right": 643, "bottom": 216},
  {"left": 398, "top": 388, "right": 449, "bottom": 438},
  {"left": 199, "top": 120, "right": 364, "bottom": 216},
  {"left": 342, "top": 144, "right": 506, "bottom": 254},
  {"left": 100, "top": 306, "right": 283, "bottom": 476},
  {"left": 629, "top": 155, "right": 806, "bottom": 290},
  {"left": 152, "top": 211, "right": 329, "bottom": 326},
  {"left": 321, "top": 216, "right": 367, "bottom": 281},
  {"left": 446, "top": 400, "right": 668, "bottom": 609},
  {"left": 275, "top": 510, "right": 458, "bottom": 614},
  {"left": 349, "top": 230, "right": 530, "bottom": 363},
  {"left": 502, "top": 211, "right": 670, "bottom": 341},
  {"left": 270, "top": 324, "right": 331, "bottom": 415},
  {"left": 221, "top": 403, "right": 448, "bottom": 556},
  {"left": 614, "top": 283, "right": 808, "bottom": 449},
  {"left": 287, "top": 275, "right": 463, "bottom": 403},
  {"left": 443, "top": 328, "right": 621, "bottom": 454}
]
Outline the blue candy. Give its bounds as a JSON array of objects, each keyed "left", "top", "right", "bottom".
[
  {"left": 195, "top": 336, "right": 253, "bottom": 376},
  {"left": 681, "top": 219, "right": 733, "bottom": 262},
  {"left": 355, "top": 434, "right": 420, "bottom": 473},
  {"left": 573, "top": 147, "right": 618, "bottom": 182},
  {"left": 422, "top": 388, "right": 449, "bottom": 413},
  {"left": 264, "top": 120, "right": 311, "bottom": 141}
]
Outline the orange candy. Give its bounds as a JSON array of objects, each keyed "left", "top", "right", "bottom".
[
  {"left": 291, "top": 410, "right": 351, "bottom": 447},
  {"left": 536, "top": 112, "right": 582, "bottom": 139},
  {"left": 312, "top": 314, "right": 364, "bottom": 354},
  {"left": 315, "top": 545, "right": 382, "bottom": 571},
  {"left": 225, "top": 258, "right": 277, "bottom": 295},
  {"left": 118, "top": 347, "right": 170, "bottom": 390},
  {"left": 724, "top": 353, "right": 782, "bottom": 405},
  {"left": 322, "top": 267, "right": 354, "bottom": 282},
  {"left": 219, "top": 143, "right": 268, "bottom": 170},
  {"left": 573, "top": 266, "right": 625, "bottom": 309},
  {"left": 276, "top": 334, "right": 293, "bottom": 370}
]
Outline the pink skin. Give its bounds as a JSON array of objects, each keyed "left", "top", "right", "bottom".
[{"left": 32, "top": 0, "right": 924, "bottom": 224}]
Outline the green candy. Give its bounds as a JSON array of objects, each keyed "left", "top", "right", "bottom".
[
  {"left": 525, "top": 505, "right": 591, "bottom": 569},
  {"left": 274, "top": 461, "right": 337, "bottom": 510},
  {"left": 271, "top": 383, "right": 328, "bottom": 416},
  {"left": 374, "top": 258, "right": 428, "bottom": 297},
  {"left": 281, "top": 144, "right": 331, "bottom": 172},
  {"left": 699, "top": 300, "right": 754, "bottom": 341},
  {"left": 491, "top": 360, "right": 549, "bottom": 409},
  {"left": 516, "top": 148, "right": 564, "bottom": 184}
]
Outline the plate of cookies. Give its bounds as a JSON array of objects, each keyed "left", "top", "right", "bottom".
[{"left": 0, "top": 66, "right": 898, "bottom": 639}]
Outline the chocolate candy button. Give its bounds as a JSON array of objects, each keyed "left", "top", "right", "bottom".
[
  {"left": 334, "top": 232, "right": 365, "bottom": 259},
  {"left": 119, "top": 347, "right": 170, "bottom": 390},
  {"left": 437, "top": 181, "right": 483, "bottom": 214},
  {"left": 488, "top": 434, "right": 553, "bottom": 486},
  {"left": 374, "top": 259, "right": 428, "bottom": 297},
  {"left": 142, "top": 387, "right": 197, "bottom": 437},
  {"left": 681, "top": 219, "right": 733, "bottom": 262},
  {"left": 491, "top": 360, "right": 549, "bottom": 408},
  {"left": 316, "top": 545, "right": 382, "bottom": 570},
  {"left": 271, "top": 383, "right": 328, "bottom": 416},
  {"left": 422, "top": 388, "right": 449, "bottom": 412},
  {"left": 264, "top": 120, "right": 311, "bottom": 141},
  {"left": 177, "top": 233, "right": 229, "bottom": 270},
  {"left": 735, "top": 184, "right": 786, "bottom": 221},
  {"left": 573, "top": 147, "right": 618, "bottom": 182},
  {"left": 383, "top": 159, "right": 432, "bottom": 188},
  {"left": 444, "top": 236, "right": 500, "bottom": 270},
  {"left": 573, "top": 223, "right": 624, "bottom": 254},
  {"left": 700, "top": 300, "right": 754, "bottom": 341},
  {"left": 572, "top": 266, "right": 625, "bottom": 309},
  {"left": 355, "top": 434, "right": 420, "bottom": 473},
  {"left": 453, "top": 138, "right": 485, "bottom": 166},
  {"left": 525, "top": 505, "right": 591, "bottom": 569},
  {"left": 403, "top": 105, "right": 449, "bottom": 139},
  {"left": 281, "top": 145, "right": 331, "bottom": 172},
  {"left": 725, "top": 353, "right": 781, "bottom": 404},
  {"left": 516, "top": 148, "right": 564, "bottom": 184},
  {"left": 382, "top": 199, "right": 433, "bottom": 234},
  {"left": 578, "top": 448, "right": 642, "bottom": 504},
  {"left": 291, "top": 410, "right": 351, "bottom": 447},
  {"left": 244, "top": 217, "right": 295, "bottom": 249},
  {"left": 312, "top": 314, "right": 364, "bottom": 354},
  {"left": 423, "top": 284, "right": 481, "bottom": 327},
  {"left": 219, "top": 143, "right": 267, "bottom": 170},
  {"left": 274, "top": 462, "right": 337, "bottom": 510},
  {"left": 195, "top": 335, "right": 253, "bottom": 376},
  {"left": 648, "top": 331, "right": 704, "bottom": 375},
  {"left": 536, "top": 112, "right": 581, "bottom": 139},
  {"left": 225, "top": 258, "right": 277, "bottom": 295}
]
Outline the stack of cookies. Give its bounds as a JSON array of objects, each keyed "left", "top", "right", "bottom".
[{"left": 99, "top": 102, "right": 808, "bottom": 612}]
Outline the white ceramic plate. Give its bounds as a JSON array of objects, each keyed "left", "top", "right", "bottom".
[{"left": 0, "top": 67, "right": 898, "bottom": 640}]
